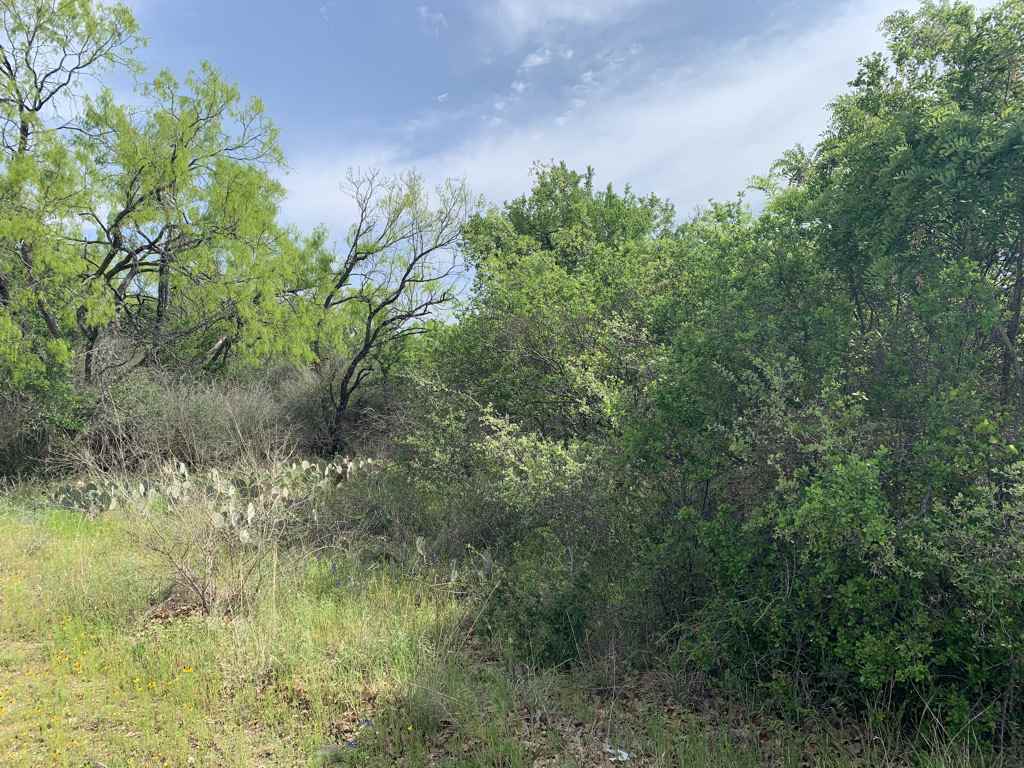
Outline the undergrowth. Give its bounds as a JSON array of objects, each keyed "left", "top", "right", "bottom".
[{"left": 0, "top": 497, "right": 1009, "bottom": 767}]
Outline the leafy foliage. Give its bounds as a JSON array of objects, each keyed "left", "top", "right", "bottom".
[
  {"left": 401, "top": 1, "right": 1024, "bottom": 739},
  {"left": 7, "top": 0, "right": 1024, "bottom": 747}
]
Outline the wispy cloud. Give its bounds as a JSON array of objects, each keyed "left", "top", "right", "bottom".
[
  {"left": 428, "top": 0, "right": 909, "bottom": 211},
  {"left": 318, "top": 2, "right": 336, "bottom": 22},
  {"left": 520, "top": 47, "right": 553, "bottom": 69},
  {"left": 283, "top": 0, "right": 910, "bottom": 236},
  {"left": 417, "top": 4, "right": 448, "bottom": 35},
  {"left": 483, "top": 0, "right": 659, "bottom": 44}
]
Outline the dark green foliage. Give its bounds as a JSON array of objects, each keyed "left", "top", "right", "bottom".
[
  {"left": 487, "top": 528, "right": 601, "bottom": 666},
  {"left": 396, "top": 0, "right": 1024, "bottom": 740}
]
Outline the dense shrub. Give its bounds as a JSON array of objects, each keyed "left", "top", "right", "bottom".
[
  {"left": 385, "top": 368, "right": 1024, "bottom": 736},
  {"left": 0, "top": 387, "right": 86, "bottom": 477},
  {"left": 54, "top": 370, "right": 325, "bottom": 473},
  {"left": 664, "top": 453, "right": 1024, "bottom": 736}
]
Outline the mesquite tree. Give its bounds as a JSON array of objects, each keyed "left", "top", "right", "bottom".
[
  {"left": 0, "top": 0, "right": 139, "bottom": 391},
  {"left": 0, "top": 1, "right": 307, "bottom": 390},
  {"left": 72, "top": 65, "right": 295, "bottom": 379},
  {"left": 310, "top": 170, "right": 475, "bottom": 451}
]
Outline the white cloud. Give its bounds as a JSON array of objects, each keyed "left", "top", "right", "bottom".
[
  {"left": 510, "top": 80, "right": 529, "bottom": 94},
  {"left": 421, "top": 0, "right": 911, "bottom": 211},
  {"left": 283, "top": 0, "right": 917, "bottom": 236},
  {"left": 520, "top": 47, "right": 553, "bottom": 69},
  {"left": 484, "top": 0, "right": 657, "bottom": 44},
  {"left": 318, "top": 2, "right": 336, "bottom": 21},
  {"left": 417, "top": 4, "right": 448, "bottom": 35},
  {"left": 279, "top": 146, "right": 402, "bottom": 236},
  {"left": 437, "top": 92, "right": 449, "bottom": 103}
]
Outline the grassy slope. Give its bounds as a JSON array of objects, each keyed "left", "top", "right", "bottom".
[{"left": 0, "top": 500, "right": 997, "bottom": 768}]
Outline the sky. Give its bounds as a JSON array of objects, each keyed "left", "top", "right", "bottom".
[{"left": 121, "top": 0, "right": 937, "bottom": 237}]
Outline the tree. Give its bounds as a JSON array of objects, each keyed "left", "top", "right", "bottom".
[
  {"left": 812, "top": 0, "right": 1024, "bottom": 407},
  {"left": 308, "top": 169, "right": 474, "bottom": 451},
  {"left": 0, "top": 0, "right": 140, "bottom": 392},
  {"left": 438, "top": 162, "right": 677, "bottom": 440},
  {"left": 787, "top": 0, "right": 1024, "bottom": 518},
  {"left": 71, "top": 64, "right": 296, "bottom": 379},
  {"left": 0, "top": 0, "right": 310, "bottom": 389},
  {"left": 631, "top": 0, "right": 1024, "bottom": 728}
]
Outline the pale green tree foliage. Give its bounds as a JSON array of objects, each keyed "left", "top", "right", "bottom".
[
  {"left": 0, "top": 0, "right": 473, "bottom": 457},
  {"left": 0, "top": 1, "right": 313, "bottom": 391},
  {"left": 0, "top": 0, "right": 139, "bottom": 392},
  {"left": 73, "top": 64, "right": 300, "bottom": 377}
]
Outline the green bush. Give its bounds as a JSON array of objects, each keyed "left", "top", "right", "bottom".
[
  {"left": 0, "top": 386, "right": 86, "bottom": 477},
  {"left": 641, "top": 368, "right": 1024, "bottom": 735},
  {"left": 388, "top": 356, "right": 1024, "bottom": 737},
  {"left": 486, "top": 528, "right": 596, "bottom": 666}
]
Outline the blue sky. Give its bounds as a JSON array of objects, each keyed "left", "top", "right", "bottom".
[{"left": 123, "top": 0, "right": 933, "bottom": 236}]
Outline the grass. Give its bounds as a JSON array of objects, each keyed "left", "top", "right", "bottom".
[{"left": 0, "top": 497, "right": 1007, "bottom": 767}]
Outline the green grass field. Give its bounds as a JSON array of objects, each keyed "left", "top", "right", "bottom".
[{"left": 0, "top": 500, "right": 1001, "bottom": 767}]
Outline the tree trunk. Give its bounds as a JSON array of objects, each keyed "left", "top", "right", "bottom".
[
  {"left": 77, "top": 306, "right": 100, "bottom": 383},
  {"left": 150, "top": 252, "right": 172, "bottom": 362},
  {"left": 83, "top": 329, "right": 99, "bottom": 383},
  {"left": 18, "top": 115, "right": 29, "bottom": 155},
  {"left": 330, "top": 389, "right": 351, "bottom": 455}
]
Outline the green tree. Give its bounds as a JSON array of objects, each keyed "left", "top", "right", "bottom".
[
  {"left": 307, "top": 170, "right": 475, "bottom": 451},
  {"left": 635, "top": 0, "right": 1024, "bottom": 729},
  {"left": 439, "top": 162, "right": 676, "bottom": 440},
  {"left": 72, "top": 64, "right": 296, "bottom": 377},
  {"left": 803, "top": 0, "right": 1024, "bottom": 507},
  {"left": 0, "top": 0, "right": 140, "bottom": 392}
]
